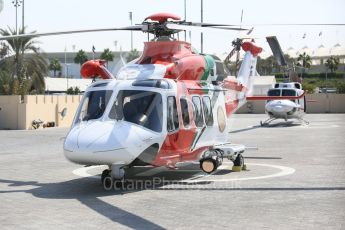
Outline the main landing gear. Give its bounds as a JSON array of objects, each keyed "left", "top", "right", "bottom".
[
  {"left": 101, "top": 164, "right": 125, "bottom": 190},
  {"left": 232, "top": 154, "right": 246, "bottom": 172},
  {"left": 199, "top": 148, "right": 247, "bottom": 174}
]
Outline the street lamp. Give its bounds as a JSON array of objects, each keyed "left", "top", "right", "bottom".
[
  {"left": 184, "top": 0, "right": 187, "bottom": 41},
  {"left": 129, "top": 12, "right": 133, "bottom": 51},
  {"left": 21, "top": 0, "right": 24, "bottom": 31},
  {"left": 12, "top": 0, "right": 22, "bottom": 34},
  {"left": 200, "top": 0, "right": 204, "bottom": 53},
  {"left": 66, "top": 64, "right": 70, "bottom": 90},
  {"left": 114, "top": 40, "right": 118, "bottom": 52}
]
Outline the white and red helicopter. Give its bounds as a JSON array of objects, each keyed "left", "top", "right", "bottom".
[
  {"left": 250, "top": 82, "right": 308, "bottom": 126},
  {"left": 0, "top": 13, "right": 320, "bottom": 188},
  {"left": 247, "top": 37, "right": 311, "bottom": 126}
]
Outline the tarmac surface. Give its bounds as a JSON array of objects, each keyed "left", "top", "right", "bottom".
[{"left": 0, "top": 114, "right": 344, "bottom": 229}]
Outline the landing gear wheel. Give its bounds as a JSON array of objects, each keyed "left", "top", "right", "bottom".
[
  {"left": 101, "top": 168, "right": 126, "bottom": 190},
  {"left": 103, "top": 175, "right": 113, "bottom": 191},
  {"left": 233, "top": 154, "right": 244, "bottom": 167},
  {"left": 200, "top": 159, "right": 216, "bottom": 174},
  {"left": 114, "top": 178, "right": 125, "bottom": 189},
  {"left": 101, "top": 169, "right": 110, "bottom": 183},
  {"left": 232, "top": 154, "right": 244, "bottom": 172}
]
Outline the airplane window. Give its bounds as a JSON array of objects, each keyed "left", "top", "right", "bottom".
[
  {"left": 267, "top": 89, "right": 280, "bottom": 96},
  {"left": 76, "top": 90, "right": 113, "bottom": 123},
  {"left": 109, "top": 90, "right": 163, "bottom": 132},
  {"left": 282, "top": 89, "right": 296, "bottom": 96},
  {"left": 180, "top": 98, "right": 190, "bottom": 127},
  {"left": 202, "top": 96, "right": 214, "bottom": 126},
  {"left": 167, "top": 96, "right": 179, "bottom": 132},
  {"left": 192, "top": 96, "right": 204, "bottom": 128}
]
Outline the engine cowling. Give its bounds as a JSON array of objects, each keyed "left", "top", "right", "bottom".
[{"left": 80, "top": 59, "right": 115, "bottom": 79}]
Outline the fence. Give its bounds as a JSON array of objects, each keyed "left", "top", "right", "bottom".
[
  {"left": 1, "top": 94, "right": 345, "bottom": 130},
  {"left": 0, "top": 95, "right": 82, "bottom": 130}
]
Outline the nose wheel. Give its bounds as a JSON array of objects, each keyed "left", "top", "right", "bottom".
[{"left": 101, "top": 165, "right": 125, "bottom": 190}]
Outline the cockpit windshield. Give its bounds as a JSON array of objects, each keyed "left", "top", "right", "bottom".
[
  {"left": 109, "top": 90, "right": 163, "bottom": 132},
  {"left": 75, "top": 90, "right": 113, "bottom": 124},
  {"left": 282, "top": 89, "right": 297, "bottom": 96},
  {"left": 267, "top": 89, "right": 281, "bottom": 96}
]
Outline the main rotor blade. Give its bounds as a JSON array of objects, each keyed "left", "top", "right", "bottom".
[
  {"left": 242, "top": 23, "right": 345, "bottom": 27},
  {"left": 266, "top": 36, "right": 287, "bottom": 66},
  {"left": 0, "top": 25, "right": 143, "bottom": 40},
  {"left": 167, "top": 23, "right": 247, "bottom": 31},
  {"left": 183, "top": 22, "right": 241, "bottom": 27}
]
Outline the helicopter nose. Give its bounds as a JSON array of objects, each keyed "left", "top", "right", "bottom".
[
  {"left": 267, "top": 101, "right": 293, "bottom": 113},
  {"left": 63, "top": 121, "right": 158, "bottom": 165},
  {"left": 64, "top": 121, "right": 134, "bottom": 164}
]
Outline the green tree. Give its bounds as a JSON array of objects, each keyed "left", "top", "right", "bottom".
[
  {"left": 126, "top": 49, "right": 140, "bottom": 62},
  {"left": 100, "top": 48, "right": 114, "bottom": 68},
  {"left": 0, "top": 69, "right": 13, "bottom": 94},
  {"left": 74, "top": 86, "right": 81, "bottom": 94},
  {"left": 0, "top": 27, "right": 48, "bottom": 95},
  {"left": 66, "top": 86, "right": 81, "bottom": 95},
  {"left": 74, "top": 49, "right": 88, "bottom": 77},
  {"left": 48, "top": 58, "right": 62, "bottom": 77},
  {"left": 66, "top": 87, "right": 75, "bottom": 95},
  {"left": 74, "top": 49, "right": 88, "bottom": 65},
  {"left": 337, "top": 82, "right": 345, "bottom": 94},
  {"left": 0, "top": 41, "right": 9, "bottom": 59},
  {"left": 297, "top": 52, "right": 311, "bottom": 69},
  {"left": 325, "top": 56, "right": 340, "bottom": 73}
]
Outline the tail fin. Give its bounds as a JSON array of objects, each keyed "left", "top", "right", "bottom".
[{"left": 237, "top": 42, "right": 262, "bottom": 96}]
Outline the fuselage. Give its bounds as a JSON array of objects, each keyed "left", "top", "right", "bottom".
[
  {"left": 64, "top": 39, "right": 261, "bottom": 168},
  {"left": 265, "top": 83, "right": 305, "bottom": 120},
  {"left": 64, "top": 77, "right": 241, "bottom": 167}
]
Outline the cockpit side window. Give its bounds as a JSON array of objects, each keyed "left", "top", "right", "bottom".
[
  {"left": 202, "top": 96, "right": 214, "bottom": 126},
  {"left": 180, "top": 97, "right": 190, "bottom": 128},
  {"left": 282, "top": 89, "right": 297, "bottom": 96},
  {"left": 76, "top": 90, "right": 113, "bottom": 123},
  {"left": 267, "top": 89, "right": 281, "bottom": 96},
  {"left": 109, "top": 90, "right": 163, "bottom": 132},
  {"left": 192, "top": 96, "right": 204, "bottom": 128},
  {"left": 167, "top": 96, "right": 179, "bottom": 132}
]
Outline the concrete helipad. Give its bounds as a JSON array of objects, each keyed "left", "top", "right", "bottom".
[{"left": 0, "top": 114, "right": 344, "bottom": 229}]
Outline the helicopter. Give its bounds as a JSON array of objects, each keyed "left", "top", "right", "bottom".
[
  {"left": 245, "top": 36, "right": 310, "bottom": 126},
  {"left": 249, "top": 82, "right": 308, "bottom": 126},
  {"left": 0, "top": 13, "right": 324, "bottom": 189}
]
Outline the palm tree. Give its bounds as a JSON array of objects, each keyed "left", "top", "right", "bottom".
[
  {"left": 297, "top": 52, "right": 311, "bottom": 69},
  {"left": 325, "top": 56, "right": 339, "bottom": 73},
  {"left": 74, "top": 49, "right": 88, "bottom": 65},
  {"left": 0, "top": 27, "right": 48, "bottom": 95},
  {"left": 126, "top": 49, "right": 140, "bottom": 62},
  {"left": 48, "top": 58, "right": 62, "bottom": 77},
  {"left": 0, "top": 42, "right": 9, "bottom": 60},
  {"left": 100, "top": 48, "right": 114, "bottom": 68},
  {"left": 74, "top": 49, "right": 88, "bottom": 77}
]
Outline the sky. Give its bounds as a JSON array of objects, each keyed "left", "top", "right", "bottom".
[{"left": 0, "top": 0, "right": 344, "bottom": 57}]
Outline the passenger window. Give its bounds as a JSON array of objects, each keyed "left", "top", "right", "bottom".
[
  {"left": 180, "top": 98, "right": 190, "bottom": 127},
  {"left": 192, "top": 96, "right": 204, "bottom": 127},
  {"left": 167, "top": 96, "right": 179, "bottom": 132},
  {"left": 202, "top": 96, "right": 214, "bottom": 126}
]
